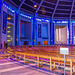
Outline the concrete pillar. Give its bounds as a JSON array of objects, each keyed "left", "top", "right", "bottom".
[
  {"left": 71, "top": 21, "right": 73, "bottom": 44},
  {"left": 15, "top": 10, "right": 20, "bottom": 45},
  {"left": 0, "top": 0, "right": 7, "bottom": 48},
  {"left": 33, "top": 15, "right": 37, "bottom": 45},
  {"left": 50, "top": 18, "right": 55, "bottom": 44},
  {"left": 0, "top": 0, "right": 3, "bottom": 47},
  {"left": 68, "top": 19, "right": 71, "bottom": 44}
]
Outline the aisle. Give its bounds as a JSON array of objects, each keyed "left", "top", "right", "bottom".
[{"left": 0, "top": 58, "right": 61, "bottom": 75}]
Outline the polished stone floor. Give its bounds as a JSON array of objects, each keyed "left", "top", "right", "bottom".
[{"left": 0, "top": 58, "right": 70, "bottom": 75}]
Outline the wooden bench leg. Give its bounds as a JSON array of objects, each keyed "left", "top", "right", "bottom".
[
  {"left": 41, "top": 60, "right": 43, "bottom": 66},
  {"left": 28, "top": 58, "right": 29, "bottom": 62},
  {"left": 19, "top": 54, "right": 20, "bottom": 59},
  {"left": 70, "top": 59, "right": 72, "bottom": 75},
  {"left": 54, "top": 62, "right": 55, "bottom": 68},
  {"left": 37, "top": 55, "right": 39, "bottom": 67},
  {"left": 73, "top": 66, "right": 75, "bottom": 72},
  {"left": 10, "top": 53, "right": 12, "bottom": 58},
  {"left": 52, "top": 62, "right": 55, "bottom": 71},
  {"left": 50, "top": 57, "right": 52, "bottom": 71},
  {"left": 15, "top": 52, "right": 17, "bottom": 59},
  {"left": 40, "top": 60, "right": 43, "bottom": 67},
  {"left": 24, "top": 54, "right": 25, "bottom": 63}
]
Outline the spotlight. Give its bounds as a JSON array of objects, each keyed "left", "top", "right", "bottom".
[
  {"left": 34, "top": 2, "right": 37, "bottom": 8},
  {"left": 41, "top": 7, "right": 46, "bottom": 14},
  {"left": 7, "top": 17, "right": 11, "bottom": 20}
]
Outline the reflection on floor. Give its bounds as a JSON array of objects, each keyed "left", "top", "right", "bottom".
[{"left": 0, "top": 58, "right": 71, "bottom": 75}]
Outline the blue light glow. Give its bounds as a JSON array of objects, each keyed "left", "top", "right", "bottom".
[
  {"left": 3, "top": 2, "right": 15, "bottom": 13},
  {"left": 67, "top": 20, "right": 70, "bottom": 44},
  {"left": 20, "top": 13, "right": 32, "bottom": 19},
  {"left": 52, "top": 22, "right": 54, "bottom": 44},
  {"left": 53, "top": 20, "right": 68, "bottom": 23},
  {"left": 72, "top": 21, "right": 75, "bottom": 23},
  {"left": 52, "top": 21, "right": 56, "bottom": 23},
  {"left": 36, "top": 18, "right": 49, "bottom": 22},
  {"left": 71, "top": 23, "right": 73, "bottom": 44}
]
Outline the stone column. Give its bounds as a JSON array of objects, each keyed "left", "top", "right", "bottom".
[
  {"left": 50, "top": 18, "right": 55, "bottom": 44},
  {"left": 15, "top": 10, "right": 20, "bottom": 45},
  {"left": 0, "top": 0, "right": 3, "bottom": 48},
  {"left": 67, "top": 19, "right": 71, "bottom": 44},
  {"left": 33, "top": 14, "right": 37, "bottom": 45}
]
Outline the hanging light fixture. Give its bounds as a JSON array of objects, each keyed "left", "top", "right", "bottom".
[
  {"left": 41, "top": 7, "right": 46, "bottom": 14},
  {"left": 34, "top": 2, "right": 37, "bottom": 8}
]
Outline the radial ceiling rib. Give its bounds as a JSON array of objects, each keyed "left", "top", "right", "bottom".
[
  {"left": 57, "top": 9, "right": 70, "bottom": 11},
  {"left": 55, "top": 13, "right": 69, "bottom": 15},
  {"left": 9, "top": 0, "right": 18, "bottom": 7},
  {"left": 41, "top": 5, "right": 54, "bottom": 9},
  {"left": 70, "top": 0, "right": 75, "bottom": 18},
  {"left": 52, "top": 0, "right": 59, "bottom": 18},
  {"left": 30, "top": 0, "right": 39, "bottom": 5},
  {"left": 60, "top": 0, "right": 72, "bottom": 2},
  {"left": 39, "top": 10, "right": 52, "bottom": 14},
  {"left": 58, "top": 4, "right": 71, "bottom": 7},
  {"left": 36, "top": 0, "right": 44, "bottom": 13},
  {"left": 24, "top": 3, "right": 36, "bottom": 9},
  {"left": 44, "top": 0, "right": 56, "bottom": 5},
  {"left": 18, "top": 0, "right": 25, "bottom": 10}
]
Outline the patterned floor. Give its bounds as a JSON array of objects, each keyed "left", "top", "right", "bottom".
[{"left": 0, "top": 58, "right": 64, "bottom": 75}]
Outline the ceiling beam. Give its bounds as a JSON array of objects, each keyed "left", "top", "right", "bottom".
[
  {"left": 39, "top": 10, "right": 52, "bottom": 14},
  {"left": 41, "top": 5, "right": 54, "bottom": 9},
  {"left": 58, "top": 4, "right": 71, "bottom": 7},
  {"left": 52, "top": 0, "right": 59, "bottom": 18},
  {"left": 60, "top": 0, "right": 72, "bottom": 2},
  {"left": 9, "top": 0, "right": 18, "bottom": 7},
  {"left": 55, "top": 13, "right": 69, "bottom": 15},
  {"left": 57, "top": 9, "right": 70, "bottom": 11},
  {"left": 36, "top": 0, "right": 44, "bottom": 13},
  {"left": 43, "top": 0, "right": 55, "bottom": 5},
  {"left": 30, "top": 0, "right": 39, "bottom": 5},
  {"left": 24, "top": 3, "right": 36, "bottom": 9},
  {"left": 18, "top": 0, "right": 25, "bottom": 10},
  {"left": 70, "top": 0, "right": 75, "bottom": 19}
]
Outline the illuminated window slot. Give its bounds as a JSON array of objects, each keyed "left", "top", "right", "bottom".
[
  {"left": 7, "top": 35, "right": 11, "bottom": 37},
  {"left": 7, "top": 31, "right": 10, "bottom": 33},
  {"left": 7, "top": 26, "right": 11, "bottom": 28},
  {"left": 7, "top": 17, "right": 11, "bottom": 20},
  {"left": 7, "top": 40, "right": 11, "bottom": 42}
]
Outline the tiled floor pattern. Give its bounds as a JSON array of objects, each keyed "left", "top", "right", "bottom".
[{"left": 0, "top": 58, "right": 70, "bottom": 75}]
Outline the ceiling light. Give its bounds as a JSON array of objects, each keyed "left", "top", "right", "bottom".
[
  {"left": 7, "top": 17, "right": 11, "bottom": 20},
  {"left": 34, "top": 2, "right": 37, "bottom": 8}
]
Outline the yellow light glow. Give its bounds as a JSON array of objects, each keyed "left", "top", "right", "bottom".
[
  {"left": 7, "top": 35, "right": 11, "bottom": 37},
  {"left": 7, "top": 17, "right": 11, "bottom": 20},
  {"left": 7, "top": 31, "right": 10, "bottom": 33},
  {"left": 7, "top": 26, "right": 11, "bottom": 28},
  {"left": 34, "top": 5, "right": 37, "bottom": 8},
  {"left": 7, "top": 40, "right": 11, "bottom": 42}
]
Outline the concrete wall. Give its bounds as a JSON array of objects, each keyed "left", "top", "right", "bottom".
[
  {"left": 73, "top": 26, "right": 75, "bottom": 44},
  {"left": 2, "top": 5, "right": 7, "bottom": 48},
  {"left": 37, "top": 21, "right": 50, "bottom": 45},
  {"left": 25, "top": 22, "right": 31, "bottom": 39},
  {"left": 20, "top": 16, "right": 33, "bottom": 45}
]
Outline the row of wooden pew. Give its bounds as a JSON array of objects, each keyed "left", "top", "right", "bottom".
[{"left": 1, "top": 45, "right": 75, "bottom": 75}]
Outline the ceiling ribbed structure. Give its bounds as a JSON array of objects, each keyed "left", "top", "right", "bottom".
[{"left": 8, "top": 0, "right": 75, "bottom": 19}]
